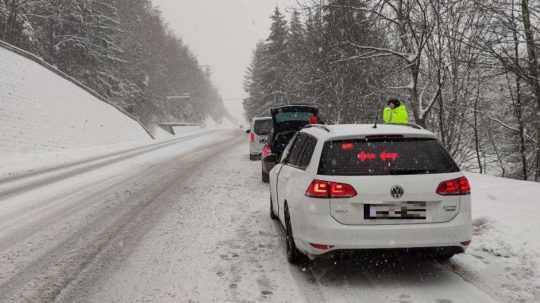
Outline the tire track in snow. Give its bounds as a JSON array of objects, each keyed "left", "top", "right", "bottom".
[{"left": 0, "top": 133, "right": 238, "bottom": 303}]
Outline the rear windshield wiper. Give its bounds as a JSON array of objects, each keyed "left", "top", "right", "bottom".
[{"left": 389, "top": 169, "right": 431, "bottom": 175}]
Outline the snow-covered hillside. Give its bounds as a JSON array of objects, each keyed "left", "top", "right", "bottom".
[{"left": 0, "top": 45, "right": 151, "bottom": 158}]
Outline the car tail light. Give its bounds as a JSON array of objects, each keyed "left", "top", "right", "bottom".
[
  {"left": 305, "top": 180, "right": 357, "bottom": 198},
  {"left": 305, "top": 180, "right": 330, "bottom": 198},
  {"left": 261, "top": 144, "right": 272, "bottom": 158},
  {"left": 436, "top": 176, "right": 471, "bottom": 196},
  {"left": 310, "top": 243, "right": 335, "bottom": 250},
  {"left": 249, "top": 132, "right": 255, "bottom": 142}
]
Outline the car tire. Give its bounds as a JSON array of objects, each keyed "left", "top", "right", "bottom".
[
  {"left": 284, "top": 205, "right": 308, "bottom": 265},
  {"left": 270, "top": 196, "right": 278, "bottom": 220},
  {"left": 262, "top": 171, "right": 269, "bottom": 183},
  {"left": 249, "top": 154, "right": 258, "bottom": 161}
]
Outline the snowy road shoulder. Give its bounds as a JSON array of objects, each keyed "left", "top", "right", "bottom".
[{"left": 448, "top": 174, "right": 540, "bottom": 303}]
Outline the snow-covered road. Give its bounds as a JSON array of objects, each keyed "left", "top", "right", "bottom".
[{"left": 0, "top": 131, "right": 535, "bottom": 303}]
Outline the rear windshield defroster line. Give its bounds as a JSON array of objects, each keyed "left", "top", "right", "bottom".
[{"left": 318, "top": 137, "right": 459, "bottom": 176}]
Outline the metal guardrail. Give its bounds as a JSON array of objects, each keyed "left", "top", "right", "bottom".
[
  {"left": 0, "top": 39, "right": 155, "bottom": 139},
  {"left": 157, "top": 123, "right": 202, "bottom": 135}
]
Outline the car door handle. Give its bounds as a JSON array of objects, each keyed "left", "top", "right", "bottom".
[{"left": 351, "top": 200, "right": 386, "bottom": 205}]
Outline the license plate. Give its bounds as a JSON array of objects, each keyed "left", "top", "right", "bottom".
[{"left": 365, "top": 202, "right": 426, "bottom": 220}]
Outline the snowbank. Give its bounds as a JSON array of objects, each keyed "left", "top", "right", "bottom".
[
  {"left": 0, "top": 45, "right": 151, "bottom": 158},
  {"left": 451, "top": 173, "right": 540, "bottom": 303}
]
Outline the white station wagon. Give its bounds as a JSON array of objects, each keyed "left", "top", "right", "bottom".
[{"left": 269, "top": 124, "right": 472, "bottom": 264}]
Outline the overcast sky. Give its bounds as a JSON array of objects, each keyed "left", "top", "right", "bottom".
[{"left": 152, "top": 0, "right": 296, "bottom": 122}]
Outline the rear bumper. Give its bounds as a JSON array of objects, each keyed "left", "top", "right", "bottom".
[
  {"left": 292, "top": 206, "right": 472, "bottom": 256},
  {"left": 307, "top": 247, "right": 465, "bottom": 261}
]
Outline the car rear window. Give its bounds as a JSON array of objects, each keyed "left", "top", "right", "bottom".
[
  {"left": 318, "top": 137, "right": 459, "bottom": 176},
  {"left": 253, "top": 119, "right": 272, "bottom": 135}
]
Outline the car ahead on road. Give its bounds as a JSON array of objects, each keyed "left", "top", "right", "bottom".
[
  {"left": 269, "top": 124, "right": 472, "bottom": 265},
  {"left": 247, "top": 117, "right": 273, "bottom": 161},
  {"left": 261, "top": 105, "right": 318, "bottom": 182}
]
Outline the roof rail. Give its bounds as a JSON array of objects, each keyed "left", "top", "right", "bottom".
[
  {"left": 385, "top": 123, "right": 424, "bottom": 130},
  {"left": 303, "top": 124, "right": 331, "bottom": 132}
]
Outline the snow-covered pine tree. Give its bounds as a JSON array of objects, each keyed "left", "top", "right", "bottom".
[
  {"left": 262, "top": 7, "right": 289, "bottom": 106},
  {"left": 285, "top": 10, "right": 308, "bottom": 105},
  {"left": 320, "top": 0, "right": 385, "bottom": 123},
  {"left": 244, "top": 42, "right": 270, "bottom": 120},
  {"left": 84, "top": 0, "right": 126, "bottom": 99}
]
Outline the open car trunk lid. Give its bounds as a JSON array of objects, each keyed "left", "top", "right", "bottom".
[{"left": 271, "top": 105, "right": 318, "bottom": 134}]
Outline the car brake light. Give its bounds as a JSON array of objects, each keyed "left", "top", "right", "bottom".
[
  {"left": 262, "top": 144, "right": 272, "bottom": 158},
  {"left": 305, "top": 180, "right": 329, "bottom": 197},
  {"left": 341, "top": 142, "right": 354, "bottom": 151},
  {"left": 436, "top": 176, "right": 471, "bottom": 196},
  {"left": 358, "top": 151, "right": 377, "bottom": 162},
  {"left": 379, "top": 152, "right": 399, "bottom": 161},
  {"left": 249, "top": 132, "right": 255, "bottom": 142},
  {"left": 357, "top": 151, "right": 399, "bottom": 161},
  {"left": 305, "top": 180, "right": 357, "bottom": 198},
  {"left": 310, "top": 243, "right": 335, "bottom": 250}
]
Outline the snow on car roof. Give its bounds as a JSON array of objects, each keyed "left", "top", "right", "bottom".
[{"left": 302, "top": 124, "right": 436, "bottom": 139}]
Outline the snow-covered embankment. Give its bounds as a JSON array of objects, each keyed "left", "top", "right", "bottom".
[{"left": 0, "top": 43, "right": 151, "bottom": 159}]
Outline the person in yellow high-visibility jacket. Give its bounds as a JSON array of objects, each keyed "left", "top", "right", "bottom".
[{"left": 383, "top": 99, "right": 409, "bottom": 124}]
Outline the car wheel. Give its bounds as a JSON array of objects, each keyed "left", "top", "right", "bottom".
[
  {"left": 270, "top": 196, "right": 278, "bottom": 220},
  {"left": 284, "top": 205, "right": 308, "bottom": 265},
  {"left": 262, "top": 171, "right": 269, "bottom": 183},
  {"left": 249, "top": 154, "right": 258, "bottom": 161}
]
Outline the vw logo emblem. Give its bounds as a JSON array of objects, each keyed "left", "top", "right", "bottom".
[{"left": 390, "top": 185, "right": 404, "bottom": 199}]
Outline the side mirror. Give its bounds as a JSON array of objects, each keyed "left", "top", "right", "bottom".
[{"left": 245, "top": 129, "right": 251, "bottom": 134}]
